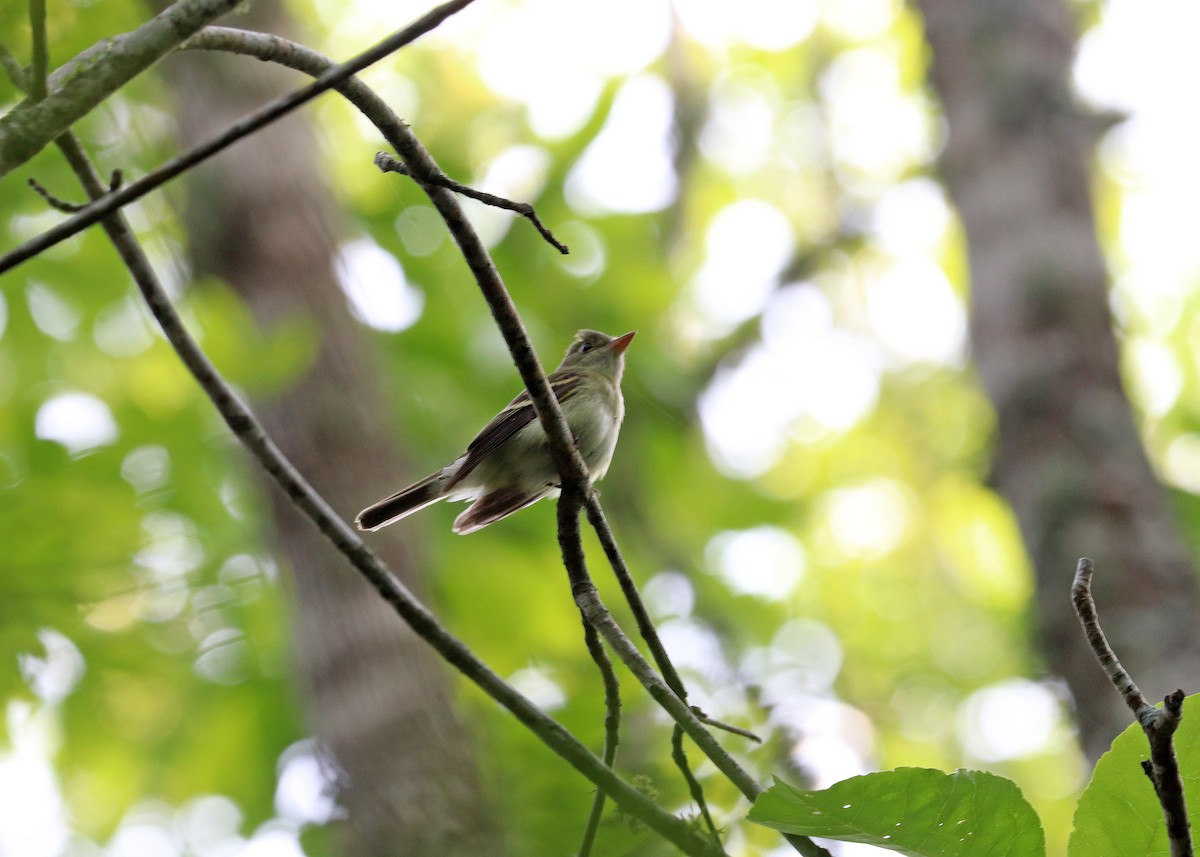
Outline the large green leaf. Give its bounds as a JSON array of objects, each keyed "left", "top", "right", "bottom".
[
  {"left": 748, "top": 768, "right": 1045, "bottom": 856},
  {"left": 1069, "top": 696, "right": 1200, "bottom": 856}
]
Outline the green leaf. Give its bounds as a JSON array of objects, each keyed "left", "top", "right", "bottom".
[
  {"left": 1069, "top": 695, "right": 1200, "bottom": 856},
  {"left": 748, "top": 768, "right": 1045, "bottom": 857}
]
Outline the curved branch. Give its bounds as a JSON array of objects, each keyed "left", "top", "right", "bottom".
[
  {"left": 176, "top": 28, "right": 766, "bottom": 796},
  {"left": 39, "top": 19, "right": 800, "bottom": 854},
  {"left": 43, "top": 47, "right": 721, "bottom": 857},
  {"left": 185, "top": 31, "right": 816, "bottom": 852}
]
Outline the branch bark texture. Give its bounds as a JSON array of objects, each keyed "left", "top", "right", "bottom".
[
  {"left": 0, "top": 0, "right": 244, "bottom": 175},
  {"left": 916, "top": 0, "right": 1200, "bottom": 758}
]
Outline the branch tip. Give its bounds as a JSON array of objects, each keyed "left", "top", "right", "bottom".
[
  {"left": 374, "top": 150, "right": 569, "bottom": 254},
  {"left": 28, "top": 176, "right": 89, "bottom": 212},
  {"left": 1071, "top": 557, "right": 1192, "bottom": 857}
]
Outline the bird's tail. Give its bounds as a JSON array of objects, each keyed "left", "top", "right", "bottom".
[{"left": 355, "top": 472, "right": 448, "bottom": 531}]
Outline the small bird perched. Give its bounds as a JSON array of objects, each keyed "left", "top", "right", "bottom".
[{"left": 356, "top": 329, "right": 635, "bottom": 535}]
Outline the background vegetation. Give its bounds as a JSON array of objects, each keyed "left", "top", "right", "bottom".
[{"left": 2, "top": 0, "right": 1198, "bottom": 855}]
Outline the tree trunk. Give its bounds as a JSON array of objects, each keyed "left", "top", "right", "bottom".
[
  {"left": 161, "top": 6, "right": 501, "bottom": 852},
  {"left": 916, "top": 0, "right": 1200, "bottom": 758}
]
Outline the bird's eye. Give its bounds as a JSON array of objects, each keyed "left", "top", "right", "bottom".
[{"left": 579, "top": 342, "right": 593, "bottom": 353}]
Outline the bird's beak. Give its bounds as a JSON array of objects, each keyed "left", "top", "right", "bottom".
[{"left": 610, "top": 331, "right": 636, "bottom": 355}]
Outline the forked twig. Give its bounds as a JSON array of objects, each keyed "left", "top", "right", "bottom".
[
  {"left": 1072, "top": 558, "right": 1192, "bottom": 857},
  {"left": 375, "top": 151, "right": 567, "bottom": 253}
]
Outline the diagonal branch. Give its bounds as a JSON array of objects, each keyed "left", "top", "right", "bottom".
[
  {"left": 0, "top": 0, "right": 478, "bottom": 273},
  {"left": 0, "top": 0, "right": 245, "bottom": 175},
  {"left": 22, "top": 19, "right": 810, "bottom": 854},
  {"left": 193, "top": 27, "right": 817, "bottom": 854},
  {"left": 557, "top": 486, "right": 760, "bottom": 798},
  {"left": 51, "top": 127, "right": 722, "bottom": 857},
  {"left": 585, "top": 494, "right": 760, "bottom": 741},
  {"left": 0, "top": 41, "right": 27, "bottom": 90}
]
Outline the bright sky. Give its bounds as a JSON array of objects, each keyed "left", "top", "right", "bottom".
[{"left": 8, "top": 0, "right": 1199, "bottom": 853}]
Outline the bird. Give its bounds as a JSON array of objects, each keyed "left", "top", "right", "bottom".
[{"left": 356, "top": 329, "right": 635, "bottom": 535}]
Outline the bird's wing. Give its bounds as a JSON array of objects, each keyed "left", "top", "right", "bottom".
[
  {"left": 446, "top": 372, "right": 585, "bottom": 489},
  {"left": 452, "top": 485, "right": 555, "bottom": 534}
]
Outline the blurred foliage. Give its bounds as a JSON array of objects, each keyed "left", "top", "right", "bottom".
[{"left": 1, "top": 0, "right": 1192, "bottom": 856}]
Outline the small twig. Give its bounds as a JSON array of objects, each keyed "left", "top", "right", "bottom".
[
  {"left": 695, "top": 710, "right": 761, "bottom": 743},
  {"left": 577, "top": 618, "right": 621, "bottom": 857},
  {"left": 0, "top": 0, "right": 480, "bottom": 274},
  {"left": 29, "top": 0, "right": 49, "bottom": 100},
  {"left": 673, "top": 724, "right": 722, "bottom": 843},
  {"left": 28, "top": 178, "right": 89, "bottom": 212},
  {"left": 1071, "top": 557, "right": 1151, "bottom": 718},
  {"left": 0, "top": 42, "right": 28, "bottom": 90},
  {"left": 375, "top": 151, "right": 568, "bottom": 254},
  {"left": 1072, "top": 557, "right": 1193, "bottom": 857}
]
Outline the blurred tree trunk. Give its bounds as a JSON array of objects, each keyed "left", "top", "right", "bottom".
[
  {"left": 916, "top": 0, "right": 1200, "bottom": 758},
  {"left": 160, "top": 4, "right": 501, "bottom": 853}
]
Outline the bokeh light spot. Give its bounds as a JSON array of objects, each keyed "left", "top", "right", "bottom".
[
  {"left": 565, "top": 75, "right": 677, "bottom": 215},
  {"left": 957, "top": 679, "right": 1062, "bottom": 762},
  {"left": 35, "top": 392, "right": 118, "bottom": 453},
  {"left": 336, "top": 239, "right": 424, "bottom": 332},
  {"left": 707, "top": 526, "right": 806, "bottom": 598}
]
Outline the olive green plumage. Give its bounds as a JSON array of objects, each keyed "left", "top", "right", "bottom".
[{"left": 356, "top": 329, "right": 634, "bottom": 535}]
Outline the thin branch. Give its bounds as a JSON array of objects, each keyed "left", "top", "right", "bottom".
[
  {"left": 176, "top": 35, "right": 766, "bottom": 802},
  {"left": 558, "top": 487, "right": 760, "bottom": 801},
  {"left": 28, "top": 0, "right": 48, "bottom": 100},
  {"left": 30, "top": 22, "right": 782, "bottom": 855},
  {"left": 178, "top": 25, "right": 750, "bottom": 803},
  {"left": 673, "top": 724, "right": 722, "bottom": 842},
  {"left": 28, "top": 177, "right": 87, "bottom": 212},
  {"left": 584, "top": 495, "right": 761, "bottom": 742},
  {"left": 1071, "top": 558, "right": 1152, "bottom": 718},
  {"left": 577, "top": 618, "right": 621, "bottom": 857},
  {"left": 581, "top": 495, "right": 724, "bottom": 834},
  {"left": 1072, "top": 558, "right": 1192, "bottom": 857},
  {"left": 49, "top": 129, "right": 722, "bottom": 857},
  {"left": 0, "top": 0, "right": 479, "bottom": 273},
  {"left": 0, "top": 42, "right": 27, "bottom": 90},
  {"left": 375, "top": 151, "right": 568, "bottom": 254}
]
